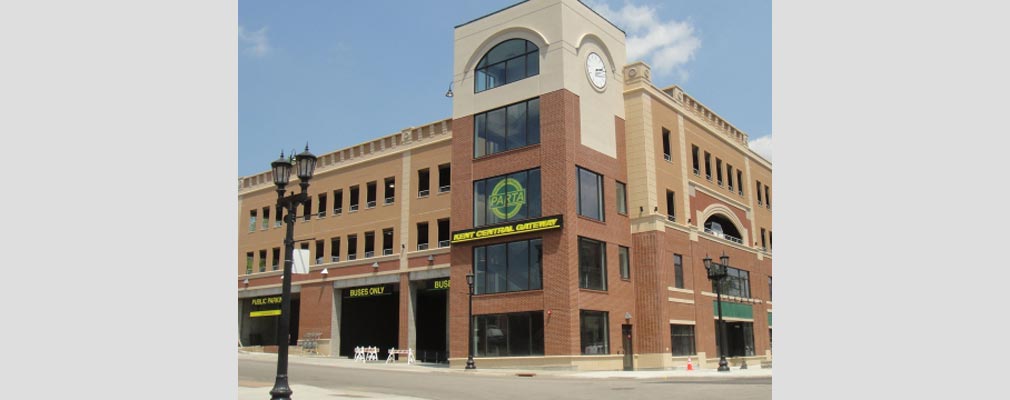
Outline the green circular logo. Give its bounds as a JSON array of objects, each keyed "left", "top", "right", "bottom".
[{"left": 489, "top": 178, "right": 526, "bottom": 219}]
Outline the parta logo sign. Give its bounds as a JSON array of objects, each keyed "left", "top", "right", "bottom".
[{"left": 489, "top": 178, "right": 525, "bottom": 219}]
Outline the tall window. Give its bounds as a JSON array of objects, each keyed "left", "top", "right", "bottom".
[
  {"left": 704, "top": 152, "right": 712, "bottom": 180},
  {"left": 474, "top": 39, "right": 539, "bottom": 93},
  {"left": 765, "top": 185, "right": 771, "bottom": 208},
  {"left": 262, "top": 207, "right": 270, "bottom": 229},
  {"left": 756, "top": 181, "right": 763, "bottom": 205},
  {"left": 330, "top": 237, "right": 340, "bottom": 262},
  {"left": 727, "top": 165, "right": 734, "bottom": 191},
  {"left": 302, "top": 198, "right": 312, "bottom": 221},
  {"left": 674, "top": 254, "right": 684, "bottom": 289},
  {"left": 334, "top": 189, "right": 343, "bottom": 215},
  {"left": 272, "top": 247, "right": 280, "bottom": 270},
  {"left": 691, "top": 145, "right": 700, "bottom": 175},
  {"left": 274, "top": 205, "right": 282, "bottom": 227},
  {"left": 736, "top": 171, "right": 743, "bottom": 195},
  {"left": 712, "top": 266, "right": 751, "bottom": 298},
  {"left": 416, "top": 222, "right": 429, "bottom": 250},
  {"left": 366, "top": 181, "right": 377, "bottom": 208},
  {"left": 438, "top": 164, "right": 451, "bottom": 193},
  {"left": 473, "top": 311, "right": 544, "bottom": 357},
  {"left": 438, "top": 219, "right": 450, "bottom": 247},
  {"left": 662, "top": 128, "right": 671, "bottom": 161},
  {"left": 259, "top": 250, "right": 267, "bottom": 272},
  {"left": 349, "top": 185, "right": 359, "bottom": 211},
  {"left": 418, "top": 168, "right": 430, "bottom": 197},
  {"left": 384, "top": 177, "right": 395, "bottom": 205},
  {"left": 382, "top": 228, "right": 394, "bottom": 255},
  {"left": 347, "top": 234, "right": 358, "bottom": 260},
  {"left": 618, "top": 246, "right": 630, "bottom": 280},
  {"left": 246, "top": 252, "right": 253, "bottom": 274},
  {"left": 580, "top": 310, "right": 609, "bottom": 354},
  {"left": 474, "top": 168, "right": 541, "bottom": 227},
  {"left": 248, "top": 210, "right": 256, "bottom": 232},
  {"left": 578, "top": 237, "right": 607, "bottom": 291},
  {"left": 769, "top": 231, "right": 773, "bottom": 250},
  {"left": 474, "top": 98, "right": 540, "bottom": 157},
  {"left": 665, "top": 190, "right": 676, "bottom": 222},
  {"left": 473, "top": 238, "right": 543, "bottom": 294},
  {"left": 761, "top": 228, "right": 767, "bottom": 249},
  {"left": 364, "top": 231, "right": 375, "bottom": 258},
  {"left": 317, "top": 194, "right": 327, "bottom": 218},
  {"left": 670, "top": 325, "right": 696, "bottom": 356},
  {"left": 314, "top": 240, "right": 324, "bottom": 264},
  {"left": 615, "top": 181, "right": 627, "bottom": 215},
  {"left": 716, "top": 158, "right": 723, "bottom": 186},
  {"left": 768, "top": 276, "right": 773, "bottom": 301},
  {"left": 577, "top": 167, "right": 604, "bottom": 221}
]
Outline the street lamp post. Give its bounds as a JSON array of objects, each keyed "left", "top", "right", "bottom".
[
  {"left": 465, "top": 272, "right": 476, "bottom": 370},
  {"left": 268, "top": 146, "right": 317, "bottom": 400},
  {"left": 704, "top": 253, "right": 731, "bottom": 372}
]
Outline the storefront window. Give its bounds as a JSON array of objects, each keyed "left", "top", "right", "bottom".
[
  {"left": 670, "top": 324, "right": 695, "bottom": 356},
  {"left": 712, "top": 266, "right": 751, "bottom": 298},
  {"left": 580, "top": 310, "right": 609, "bottom": 354},
  {"left": 578, "top": 237, "right": 607, "bottom": 291},
  {"left": 473, "top": 311, "right": 544, "bottom": 357},
  {"left": 473, "top": 238, "right": 543, "bottom": 294}
]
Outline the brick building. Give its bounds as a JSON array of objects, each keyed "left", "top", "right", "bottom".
[{"left": 237, "top": 0, "right": 772, "bottom": 371}]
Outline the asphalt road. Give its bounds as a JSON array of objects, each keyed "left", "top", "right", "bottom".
[{"left": 239, "top": 358, "right": 771, "bottom": 400}]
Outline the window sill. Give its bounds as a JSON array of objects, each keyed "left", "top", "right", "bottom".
[
  {"left": 576, "top": 214, "right": 606, "bottom": 225},
  {"left": 472, "top": 142, "right": 541, "bottom": 162},
  {"left": 578, "top": 288, "right": 609, "bottom": 294}
]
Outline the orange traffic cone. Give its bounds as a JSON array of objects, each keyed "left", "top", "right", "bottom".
[{"left": 686, "top": 357, "right": 694, "bottom": 371}]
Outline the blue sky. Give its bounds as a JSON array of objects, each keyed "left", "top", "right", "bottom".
[{"left": 239, "top": 0, "right": 770, "bottom": 177}]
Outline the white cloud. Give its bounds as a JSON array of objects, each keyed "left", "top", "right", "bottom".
[
  {"left": 749, "top": 135, "right": 772, "bottom": 162},
  {"left": 238, "top": 25, "right": 270, "bottom": 57},
  {"left": 588, "top": 1, "right": 700, "bottom": 82}
]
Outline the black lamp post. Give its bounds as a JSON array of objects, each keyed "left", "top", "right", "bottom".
[
  {"left": 268, "top": 146, "right": 317, "bottom": 400},
  {"left": 704, "top": 253, "right": 731, "bottom": 372},
  {"left": 465, "top": 272, "right": 476, "bottom": 370}
]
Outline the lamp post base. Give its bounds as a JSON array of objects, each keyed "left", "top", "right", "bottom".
[
  {"left": 717, "top": 357, "right": 730, "bottom": 372},
  {"left": 269, "top": 375, "right": 293, "bottom": 400},
  {"left": 465, "top": 357, "right": 476, "bottom": 370}
]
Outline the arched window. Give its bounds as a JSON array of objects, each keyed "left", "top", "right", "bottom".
[
  {"left": 475, "top": 39, "right": 539, "bottom": 92},
  {"left": 703, "top": 214, "right": 744, "bottom": 245}
]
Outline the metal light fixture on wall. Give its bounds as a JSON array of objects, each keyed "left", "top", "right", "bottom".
[{"left": 372, "top": 262, "right": 379, "bottom": 269}]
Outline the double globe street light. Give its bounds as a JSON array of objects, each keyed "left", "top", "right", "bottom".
[{"left": 268, "top": 145, "right": 317, "bottom": 400}]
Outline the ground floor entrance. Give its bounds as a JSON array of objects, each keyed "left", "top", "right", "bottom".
[
  {"left": 415, "top": 278, "right": 449, "bottom": 363},
  {"left": 715, "top": 321, "right": 755, "bottom": 357},
  {"left": 339, "top": 283, "right": 399, "bottom": 360},
  {"left": 238, "top": 294, "right": 300, "bottom": 347}
]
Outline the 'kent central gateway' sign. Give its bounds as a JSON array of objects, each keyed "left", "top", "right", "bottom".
[{"left": 450, "top": 215, "right": 563, "bottom": 244}]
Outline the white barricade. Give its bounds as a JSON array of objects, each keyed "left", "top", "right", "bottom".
[{"left": 385, "top": 347, "right": 416, "bottom": 365}]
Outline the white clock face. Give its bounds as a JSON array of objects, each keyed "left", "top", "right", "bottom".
[{"left": 586, "top": 52, "right": 607, "bottom": 89}]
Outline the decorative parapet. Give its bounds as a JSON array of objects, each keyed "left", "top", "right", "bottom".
[
  {"left": 623, "top": 61, "right": 651, "bottom": 86},
  {"left": 663, "top": 85, "right": 749, "bottom": 146},
  {"left": 238, "top": 118, "right": 453, "bottom": 191}
]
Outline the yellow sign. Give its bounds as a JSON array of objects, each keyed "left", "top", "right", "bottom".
[
  {"left": 251, "top": 296, "right": 282, "bottom": 306},
  {"left": 346, "top": 284, "right": 393, "bottom": 298},
  {"left": 450, "top": 215, "right": 563, "bottom": 244},
  {"left": 489, "top": 178, "right": 526, "bottom": 219},
  {"left": 250, "top": 309, "right": 281, "bottom": 317}
]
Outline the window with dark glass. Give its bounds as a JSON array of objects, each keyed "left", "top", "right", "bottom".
[
  {"left": 666, "top": 190, "right": 676, "bottom": 222},
  {"left": 716, "top": 158, "right": 723, "bottom": 186},
  {"left": 736, "top": 171, "right": 743, "bottom": 195},
  {"left": 364, "top": 231, "right": 375, "bottom": 258},
  {"left": 418, "top": 168, "right": 430, "bottom": 197},
  {"left": 692, "top": 145, "right": 700, "bottom": 175},
  {"left": 438, "top": 164, "right": 451, "bottom": 192},
  {"left": 473, "top": 311, "right": 544, "bottom": 357},
  {"left": 577, "top": 167, "right": 604, "bottom": 221},
  {"left": 317, "top": 193, "right": 327, "bottom": 217},
  {"left": 274, "top": 205, "right": 282, "bottom": 227},
  {"left": 712, "top": 266, "right": 751, "bottom": 298},
  {"left": 330, "top": 237, "right": 340, "bottom": 262},
  {"left": 334, "top": 189, "right": 343, "bottom": 215},
  {"left": 473, "top": 238, "right": 542, "bottom": 294},
  {"left": 473, "top": 168, "right": 541, "bottom": 227},
  {"left": 416, "top": 222, "right": 429, "bottom": 250},
  {"left": 474, "top": 39, "right": 539, "bottom": 93},
  {"left": 249, "top": 210, "right": 256, "bottom": 232},
  {"left": 756, "top": 181, "right": 763, "bottom": 205},
  {"left": 302, "top": 198, "right": 312, "bottom": 221},
  {"left": 246, "top": 252, "right": 254, "bottom": 274},
  {"left": 349, "top": 186, "right": 359, "bottom": 211},
  {"left": 438, "top": 219, "right": 450, "bottom": 248},
  {"left": 366, "top": 181, "right": 377, "bottom": 208},
  {"left": 727, "top": 164, "right": 734, "bottom": 191},
  {"left": 765, "top": 185, "right": 771, "bottom": 208},
  {"left": 618, "top": 246, "right": 630, "bottom": 280},
  {"left": 761, "top": 228, "right": 767, "bottom": 249},
  {"left": 474, "top": 98, "right": 540, "bottom": 157},
  {"left": 670, "top": 324, "right": 695, "bottom": 356},
  {"left": 347, "top": 234, "right": 358, "bottom": 260},
  {"left": 615, "top": 181, "right": 627, "bottom": 215},
  {"left": 259, "top": 250, "right": 267, "bottom": 272},
  {"left": 769, "top": 231, "right": 773, "bottom": 250},
  {"left": 580, "top": 310, "right": 609, "bottom": 354},
  {"left": 662, "top": 128, "right": 671, "bottom": 161},
  {"left": 262, "top": 207, "right": 270, "bottom": 229},
  {"left": 384, "top": 177, "right": 395, "bottom": 205},
  {"left": 382, "top": 228, "right": 394, "bottom": 255},
  {"left": 704, "top": 152, "right": 712, "bottom": 180},
  {"left": 272, "top": 247, "right": 280, "bottom": 270},
  {"left": 315, "top": 240, "right": 324, "bottom": 264},
  {"left": 578, "top": 237, "right": 607, "bottom": 291},
  {"left": 674, "top": 254, "right": 684, "bottom": 289},
  {"left": 768, "top": 276, "right": 773, "bottom": 301}
]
